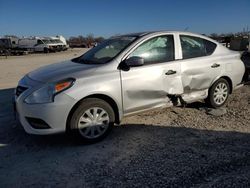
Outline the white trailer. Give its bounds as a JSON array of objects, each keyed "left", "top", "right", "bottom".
[{"left": 18, "top": 37, "right": 57, "bottom": 53}]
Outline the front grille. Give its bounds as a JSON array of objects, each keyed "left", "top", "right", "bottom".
[{"left": 16, "top": 86, "right": 28, "bottom": 97}]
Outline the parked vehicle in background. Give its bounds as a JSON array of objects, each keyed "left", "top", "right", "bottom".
[
  {"left": 230, "top": 37, "right": 249, "bottom": 51},
  {"left": 68, "top": 38, "right": 88, "bottom": 48},
  {"left": 18, "top": 37, "right": 57, "bottom": 53},
  {"left": 229, "top": 36, "right": 250, "bottom": 84},
  {"left": 0, "top": 37, "right": 19, "bottom": 48},
  {"left": 211, "top": 36, "right": 231, "bottom": 48},
  {"left": 56, "top": 35, "right": 69, "bottom": 49},
  {"left": 15, "top": 31, "right": 246, "bottom": 142},
  {"left": 49, "top": 37, "right": 68, "bottom": 51},
  {"left": 0, "top": 37, "right": 28, "bottom": 55},
  {"left": 248, "top": 37, "right": 250, "bottom": 52},
  {"left": 241, "top": 52, "right": 250, "bottom": 84},
  {"left": 69, "top": 42, "right": 88, "bottom": 48}
]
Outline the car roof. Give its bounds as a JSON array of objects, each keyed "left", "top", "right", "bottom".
[
  {"left": 113, "top": 32, "right": 153, "bottom": 38},
  {"left": 116, "top": 31, "right": 218, "bottom": 44},
  {"left": 116, "top": 31, "right": 196, "bottom": 36}
]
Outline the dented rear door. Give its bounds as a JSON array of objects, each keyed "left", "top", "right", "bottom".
[
  {"left": 177, "top": 35, "right": 222, "bottom": 93},
  {"left": 180, "top": 56, "right": 222, "bottom": 92}
]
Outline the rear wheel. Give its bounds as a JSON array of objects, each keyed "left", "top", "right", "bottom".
[
  {"left": 205, "top": 78, "right": 230, "bottom": 108},
  {"left": 69, "top": 98, "right": 115, "bottom": 143}
]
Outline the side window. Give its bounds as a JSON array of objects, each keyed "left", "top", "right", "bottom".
[
  {"left": 204, "top": 39, "right": 217, "bottom": 55},
  {"left": 37, "top": 40, "right": 43, "bottom": 45},
  {"left": 129, "top": 35, "right": 174, "bottom": 65},
  {"left": 180, "top": 35, "right": 216, "bottom": 59}
]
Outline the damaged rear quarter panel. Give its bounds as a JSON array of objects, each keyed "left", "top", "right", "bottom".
[{"left": 180, "top": 56, "right": 223, "bottom": 92}]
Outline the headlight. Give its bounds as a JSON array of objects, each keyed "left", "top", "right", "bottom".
[{"left": 24, "top": 78, "right": 75, "bottom": 104}]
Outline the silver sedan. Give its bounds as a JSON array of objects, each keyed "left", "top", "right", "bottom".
[{"left": 15, "top": 31, "right": 246, "bottom": 142}]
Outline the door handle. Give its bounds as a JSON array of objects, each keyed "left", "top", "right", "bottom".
[
  {"left": 165, "top": 70, "right": 177, "bottom": 75},
  {"left": 211, "top": 63, "right": 220, "bottom": 68}
]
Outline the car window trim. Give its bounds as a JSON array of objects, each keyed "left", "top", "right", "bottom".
[
  {"left": 179, "top": 35, "right": 217, "bottom": 60},
  {"left": 121, "top": 34, "right": 176, "bottom": 66}
]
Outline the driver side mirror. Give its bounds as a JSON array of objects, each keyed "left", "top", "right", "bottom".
[{"left": 125, "top": 56, "right": 144, "bottom": 67}]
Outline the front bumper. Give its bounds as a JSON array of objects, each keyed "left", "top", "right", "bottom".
[{"left": 15, "top": 77, "right": 77, "bottom": 135}]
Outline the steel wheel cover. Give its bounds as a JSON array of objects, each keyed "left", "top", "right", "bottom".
[
  {"left": 78, "top": 107, "right": 110, "bottom": 139},
  {"left": 213, "top": 82, "right": 228, "bottom": 105}
]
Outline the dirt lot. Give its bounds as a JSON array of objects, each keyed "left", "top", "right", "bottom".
[
  {"left": 0, "top": 48, "right": 88, "bottom": 89},
  {"left": 0, "top": 50, "right": 250, "bottom": 187}
]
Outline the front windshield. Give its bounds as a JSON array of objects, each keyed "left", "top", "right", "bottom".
[
  {"left": 55, "top": 39, "right": 62, "bottom": 43},
  {"left": 75, "top": 36, "right": 137, "bottom": 64},
  {"left": 42, "top": 39, "right": 51, "bottom": 44}
]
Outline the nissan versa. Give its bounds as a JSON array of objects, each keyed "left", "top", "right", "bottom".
[{"left": 15, "top": 31, "right": 246, "bottom": 142}]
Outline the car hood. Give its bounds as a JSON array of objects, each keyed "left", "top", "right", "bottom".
[{"left": 27, "top": 60, "right": 98, "bottom": 83}]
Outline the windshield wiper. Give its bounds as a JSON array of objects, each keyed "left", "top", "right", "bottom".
[
  {"left": 71, "top": 57, "right": 80, "bottom": 63},
  {"left": 72, "top": 57, "right": 98, "bottom": 64}
]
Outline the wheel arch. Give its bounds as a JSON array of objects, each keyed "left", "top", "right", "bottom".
[
  {"left": 211, "top": 76, "right": 233, "bottom": 94},
  {"left": 66, "top": 94, "right": 121, "bottom": 131},
  {"left": 219, "top": 76, "right": 233, "bottom": 94}
]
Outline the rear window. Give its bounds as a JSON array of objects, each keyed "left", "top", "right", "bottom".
[
  {"left": 180, "top": 35, "right": 217, "bottom": 59},
  {"left": 204, "top": 39, "right": 217, "bottom": 55}
]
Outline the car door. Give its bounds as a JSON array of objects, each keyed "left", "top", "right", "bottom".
[
  {"left": 178, "top": 35, "right": 221, "bottom": 93},
  {"left": 34, "top": 39, "right": 44, "bottom": 52},
  {"left": 120, "top": 34, "right": 183, "bottom": 114}
]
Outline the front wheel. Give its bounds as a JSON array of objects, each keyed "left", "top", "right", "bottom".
[
  {"left": 69, "top": 98, "right": 115, "bottom": 143},
  {"left": 44, "top": 48, "right": 49, "bottom": 53},
  {"left": 205, "top": 78, "right": 230, "bottom": 108}
]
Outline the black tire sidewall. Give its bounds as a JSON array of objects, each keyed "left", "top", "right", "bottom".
[
  {"left": 69, "top": 98, "right": 115, "bottom": 143},
  {"left": 207, "top": 78, "right": 230, "bottom": 108},
  {"left": 44, "top": 48, "right": 49, "bottom": 53}
]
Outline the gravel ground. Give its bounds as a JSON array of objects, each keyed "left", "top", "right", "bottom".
[{"left": 0, "top": 51, "right": 250, "bottom": 187}]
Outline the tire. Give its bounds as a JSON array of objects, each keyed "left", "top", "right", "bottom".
[
  {"left": 69, "top": 98, "right": 115, "bottom": 143},
  {"left": 44, "top": 48, "right": 49, "bottom": 53},
  {"left": 205, "top": 78, "right": 230, "bottom": 108}
]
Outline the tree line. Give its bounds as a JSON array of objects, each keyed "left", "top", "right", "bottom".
[{"left": 68, "top": 34, "right": 105, "bottom": 48}]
